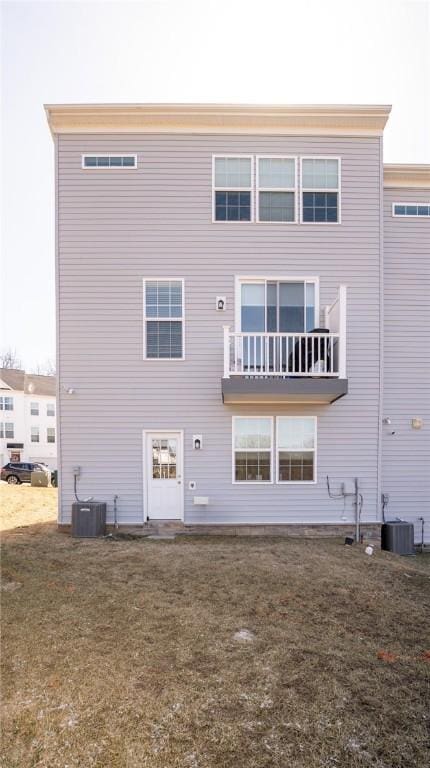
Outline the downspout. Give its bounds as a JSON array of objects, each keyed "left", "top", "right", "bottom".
[
  {"left": 54, "top": 134, "right": 62, "bottom": 524},
  {"left": 376, "top": 135, "right": 384, "bottom": 525}
]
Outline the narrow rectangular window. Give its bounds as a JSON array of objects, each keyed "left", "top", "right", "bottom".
[
  {"left": 393, "top": 203, "right": 430, "bottom": 217},
  {"left": 257, "top": 157, "right": 297, "bottom": 222},
  {"left": 82, "top": 155, "right": 137, "bottom": 169},
  {"left": 5, "top": 423, "right": 14, "bottom": 439},
  {"left": 301, "top": 158, "right": 340, "bottom": 223},
  {"left": 47, "top": 427, "right": 56, "bottom": 444},
  {"left": 31, "top": 426, "right": 39, "bottom": 443},
  {"left": 47, "top": 403, "right": 55, "bottom": 417},
  {"left": 144, "top": 280, "right": 184, "bottom": 359},
  {"left": 0, "top": 423, "right": 3, "bottom": 437},
  {"left": 277, "top": 417, "right": 316, "bottom": 483},
  {"left": 30, "top": 402, "right": 39, "bottom": 416},
  {"left": 213, "top": 157, "right": 252, "bottom": 221},
  {"left": 4, "top": 397, "right": 13, "bottom": 411},
  {"left": 233, "top": 417, "right": 273, "bottom": 483}
]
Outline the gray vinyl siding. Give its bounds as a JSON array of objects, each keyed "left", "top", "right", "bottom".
[
  {"left": 383, "top": 187, "right": 430, "bottom": 543},
  {"left": 57, "top": 133, "right": 383, "bottom": 526}
]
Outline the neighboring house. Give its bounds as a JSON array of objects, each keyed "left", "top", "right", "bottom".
[
  {"left": 46, "top": 104, "right": 429, "bottom": 542},
  {"left": 0, "top": 369, "right": 57, "bottom": 470}
]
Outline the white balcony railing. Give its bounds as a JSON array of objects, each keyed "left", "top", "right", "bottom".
[{"left": 223, "top": 285, "right": 347, "bottom": 380}]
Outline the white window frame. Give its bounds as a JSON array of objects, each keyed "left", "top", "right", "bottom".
[
  {"left": 276, "top": 416, "right": 317, "bottom": 484},
  {"left": 234, "top": 275, "right": 320, "bottom": 333},
  {"left": 300, "top": 156, "right": 341, "bottom": 224},
  {"left": 392, "top": 202, "right": 430, "bottom": 217},
  {"left": 232, "top": 416, "right": 274, "bottom": 485},
  {"left": 47, "top": 403, "right": 55, "bottom": 417},
  {"left": 142, "top": 278, "right": 185, "bottom": 361},
  {"left": 0, "top": 396, "right": 13, "bottom": 411},
  {"left": 30, "top": 402, "right": 39, "bottom": 416},
  {"left": 212, "top": 155, "right": 254, "bottom": 223},
  {"left": 256, "top": 156, "right": 298, "bottom": 224},
  {"left": 47, "top": 427, "right": 56, "bottom": 444},
  {"left": 81, "top": 154, "right": 137, "bottom": 169},
  {"left": 4, "top": 422, "right": 14, "bottom": 439},
  {"left": 31, "top": 426, "right": 40, "bottom": 443}
]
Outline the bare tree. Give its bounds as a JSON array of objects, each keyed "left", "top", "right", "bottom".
[
  {"left": 0, "top": 347, "right": 22, "bottom": 370},
  {"left": 31, "top": 358, "right": 56, "bottom": 376}
]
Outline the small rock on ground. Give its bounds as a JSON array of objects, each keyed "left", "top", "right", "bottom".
[{"left": 233, "top": 629, "right": 255, "bottom": 642}]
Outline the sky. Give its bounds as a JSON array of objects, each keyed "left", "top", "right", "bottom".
[{"left": 1, "top": 0, "right": 429, "bottom": 371}]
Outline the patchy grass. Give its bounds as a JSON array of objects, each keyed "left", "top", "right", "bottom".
[
  {"left": 0, "top": 483, "right": 57, "bottom": 531},
  {"left": 1, "top": 488, "right": 430, "bottom": 768}
]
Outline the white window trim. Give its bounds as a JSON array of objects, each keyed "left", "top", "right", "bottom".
[
  {"left": 212, "top": 155, "right": 254, "bottom": 223},
  {"left": 256, "top": 156, "right": 298, "bottom": 224},
  {"left": 300, "top": 156, "right": 341, "bottom": 225},
  {"left": 30, "top": 402, "right": 39, "bottom": 416},
  {"left": 1, "top": 423, "right": 14, "bottom": 438},
  {"left": 47, "top": 427, "right": 56, "bottom": 443},
  {"left": 81, "top": 154, "right": 137, "bottom": 169},
  {"left": 234, "top": 275, "right": 320, "bottom": 333},
  {"left": 142, "top": 278, "right": 185, "bottom": 361},
  {"left": 0, "top": 396, "right": 14, "bottom": 411},
  {"left": 47, "top": 404, "right": 55, "bottom": 417},
  {"left": 232, "top": 416, "right": 274, "bottom": 485},
  {"left": 392, "top": 202, "right": 430, "bottom": 217},
  {"left": 275, "top": 416, "right": 317, "bottom": 484},
  {"left": 31, "top": 426, "right": 40, "bottom": 443}
]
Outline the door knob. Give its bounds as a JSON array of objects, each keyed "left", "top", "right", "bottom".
[{"left": 177, "top": 480, "right": 181, "bottom": 484}]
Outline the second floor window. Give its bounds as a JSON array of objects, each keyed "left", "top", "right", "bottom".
[
  {"left": 144, "top": 279, "right": 184, "bottom": 359},
  {"left": 0, "top": 422, "right": 14, "bottom": 438},
  {"left": 257, "top": 157, "right": 297, "bottom": 222},
  {"left": 301, "top": 158, "right": 340, "bottom": 223},
  {"left": 31, "top": 426, "right": 39, "bottom": 443},
  {"left": 0, "top": 397, "right": 13, "bottom": 411},
  {"left": 47, "top": 427, "right": 56, "bottom": 443},
  {"left": 30, "top": 402, "right": 39, "bottom": 416},
  {"left": 213, "top": 157, "right": 252, "bottom": 222},
  {"left": 47, "top": 403, "right": 55, "bottom": 417}
]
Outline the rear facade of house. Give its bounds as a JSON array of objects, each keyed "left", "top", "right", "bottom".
[{"left": 46, "top": 105, "right": 430, "bottom": 542}]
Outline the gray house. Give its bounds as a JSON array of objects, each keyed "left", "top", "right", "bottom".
[{"left": 45, "top": 104, "right": 429, "bottom": 542}]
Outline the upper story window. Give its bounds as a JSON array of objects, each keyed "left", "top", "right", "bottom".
[
  {"left": 47, "top": 427, "right": 56, "bottom": 444},
  {"left": 47, "top": 403, "right": 55, "bottom": 417},
  {"left": 276, "top": 417, "right": 316, "bottom": 483},
  {"left": 82, "top": 155, "right": 137, "bottom": 169},
  {"left": 0, "top": 396, "right": 13, "bottom": 411},
  {"left": 393, "top": 203, "right": 430, "bottom": 217},
  {"left": 233, "top": 417, "right": 273, "bottom": 483},
  {"left": 301, "top": 158, "right": 340, "bottom": 223},
  {"left": 30, "top": 402, "right": 39, "bottom": 416},
  {"left": 31, "top": 426, "right": 39, "bottom": 443},
  {"left": 257, "top": 157, "right": 297, "bottom": 223},
  {"left": 144, "top": 279, "right": 184, "bottom": 359},
  {"left": 0, "top": 422, "right": 14, "bottom": 438},
  {"left": 213, "top": 156, "right": 252, "bottom": 222}
]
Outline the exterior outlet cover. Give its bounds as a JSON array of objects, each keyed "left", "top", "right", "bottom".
[
  {"left": 216, "top": 296, "right": 226, "bottom": 311},
  {"left": 189, "top": 481, "right": 196, "bottom": 490}
]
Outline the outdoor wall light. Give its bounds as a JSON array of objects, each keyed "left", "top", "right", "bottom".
[
  {"left": 382, "top": 417, "right": 391, "bottom": 425},
  {"left": 193, "top": 435, "right": 202, "bottom": 450},
  {"left": 216, "top": 296, "right": 226, "bottom": 311},
  {"left": 62, "top": 385, "right": 75, "bottom": 395}
]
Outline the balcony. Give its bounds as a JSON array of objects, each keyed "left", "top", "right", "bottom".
[{"left": 222, "top": 286, "right": 348, "bottom": 404}]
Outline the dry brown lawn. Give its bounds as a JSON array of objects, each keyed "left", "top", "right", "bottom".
[{"left": 1, "top": 485, "right": 430, "bottom": 768}]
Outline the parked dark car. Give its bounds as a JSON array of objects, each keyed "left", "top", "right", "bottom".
[
  {"left": 1, "top": 462, "right": 49, "bottom": 485},
  {"left": 51, "top": 469, "right": 58, "bottom": 487}
]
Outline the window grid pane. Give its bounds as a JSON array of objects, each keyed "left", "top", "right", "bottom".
[
  {"left": 394, "top": 203, "right": 430, "bottom": 217},
  {"left": 215, "top": 157, "right": 252, "bottom": 188},
  {"left": 235, "top": 451, "right": 271, "bottom": 482},
  {"left": 278, "top": 451, "right": 314, "bottom": 482},
  {"left": 259, "top": 191, "right": 295, "bottom": 222},
  {"left": 258, "top": 158, "right": 295, "bottom": 188},
  {"left": 278, "top": 417, "right": 315, "bottom": 450},
  {"left": 146, "top": 321, "right": 183, "bottom": 358},
  {"left": 302, "top": 159, "right": 338, "bottom": 189},
  {"left": 5, "top": 423, "right": 14, "bottom": 438},
  {"left": 84, "top": 155, "right": 136, "bottom": 168},
  {"left": 303, "top": 192, "right": 338, "bottom": 223},
  {"left": 215, "top": 191, "right": 251, "bottom": 221}
]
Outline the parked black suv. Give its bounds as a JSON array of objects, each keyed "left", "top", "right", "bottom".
[{"left": 1, "top": 462, "right": 49, "bottom": 484}]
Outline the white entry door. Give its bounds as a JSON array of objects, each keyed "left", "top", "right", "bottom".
[{"left": 145, "top": 432, "right": 183, "bottom": 520}]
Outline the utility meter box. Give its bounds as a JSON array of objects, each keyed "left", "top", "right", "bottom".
[{"left": 72, "top": 502, "right": 107, "bottom": 537}]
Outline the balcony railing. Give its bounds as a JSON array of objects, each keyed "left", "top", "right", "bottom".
[{"left": 223, "top": 285, "right": 347, "bottom": 380}]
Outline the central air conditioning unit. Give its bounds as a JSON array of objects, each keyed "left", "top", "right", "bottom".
[
  {"left": 381, "top": 521, "right": 415, "bottom": 555},
  {"left": 72, "top": 502, "right": 107, "bottom": 537}
]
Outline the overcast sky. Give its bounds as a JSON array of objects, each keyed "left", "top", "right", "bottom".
[{"left": 1, "top": 0, "right": 429, "bottom": 371}]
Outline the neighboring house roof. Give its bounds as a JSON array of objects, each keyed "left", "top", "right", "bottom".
[
  {"left": 383, "top": 164, "right": 430, "bottom": 189},
  {"left": 45, "top": 103, "right": 392, "bottom": 137},
  {"left": 0, "top": 369, "right": 56, "bottom": 396}
]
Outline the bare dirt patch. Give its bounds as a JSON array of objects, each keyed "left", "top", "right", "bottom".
[{"left": 1, "top": 486, "right": 429, "bottom": 767}]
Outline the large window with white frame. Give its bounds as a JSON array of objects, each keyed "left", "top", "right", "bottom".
[
  {"left": 237, "top": 278, "right": 318, "bottom": 333},
  {"left": 30, "top": 402, "right": 39, "bottom": 416},
  {"left": 301, "top": 158, "right": 340, "bottom": 223},
  {"left": 143, "top": 279, "right": 184, "bottom": 359},
  {"left": 257, "top": 157, "right": 297, "bottom": 222},
  {"left": 31, "top": 426, "right": 39, "bottom": 443},
  {"left": 0, "top": 423, "right": 14, "bottom": 438},
  {"left": 47, "top": 403, "right": 55, "bottom": 417},
  {"left": 47, "top": 427, "right": 56, "bottom": 444},
  {"left": 233, "top": 417, "right": 273, "bottom": 483},
  {"left": 276, "top": 416, "right": 316, "bottom": 483},
  {"left": 0, "top": 396, "right": 13, "bottom": 411},
  {"left": 213, "top": 156, "right": 253, "bottom": 221}
]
